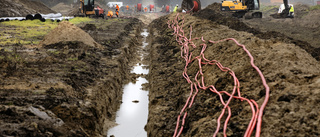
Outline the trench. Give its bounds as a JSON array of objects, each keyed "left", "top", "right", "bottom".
[{"left": 107, "top": 29, "right": 150, "bottom": 137}]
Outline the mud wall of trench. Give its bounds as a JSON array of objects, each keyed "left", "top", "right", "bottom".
[
  {"left": 0, "top": 19, "right": 143, "bottom": 136},
  {"left": 145, "top": 13, "right": 320, "bottom": 137}
]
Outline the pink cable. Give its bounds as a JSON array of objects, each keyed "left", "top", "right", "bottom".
[{"left": 168, "top": 13, "right": 269, "bottom": 137}]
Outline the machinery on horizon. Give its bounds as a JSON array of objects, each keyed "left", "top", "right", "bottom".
[
  {"left": 77, "top": 0, "right": 105, "bottom": 18},
  {"left": 181, "top": 0, "right": 262, "bottom": 18},
  {"left": 220, "top": 0, "right": 262, "bottom": 18},
  {"left": 277, "top": 0, "right": 294, "bottom": 18}
]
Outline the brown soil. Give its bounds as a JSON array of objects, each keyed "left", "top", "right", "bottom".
[
  {"left": 0, "top": 0, "right": 56, "bottom": 17},
  {"left": 145, "top": 6, "right": 320, "bottom": 137},
  {"left": 0, "top": 18, "right": 143, "bottom": 136},
  {"left": 242, "top": 4, "right": 320, "bottom": 50},
  {"left": 51, "top": 3, "right": 73, "bottom": 15},
  {"left": 194, "top": 3, "right": 320, "bottom": 60},
  {"left": 39, "top": 21, "right": 103, "bottom": 49}
]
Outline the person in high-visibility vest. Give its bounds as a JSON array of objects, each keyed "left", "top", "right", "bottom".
[
  {"left": 126, "top": 5, "right": 129, "bottom": 10},
  {"left": 173, "top": 5, "right": 178, "bottom": 13},
  {"left": 107, "top": 11, "right": 113, "bottom": 18},
  {"left": 289, "top": 6, "right": 294, "bottom": 18},
  {"left": 116, "top": 10, "right": 119, "bottom": 17},
  {"left": 144, "top": 7, "right": 148, "bottom": 12},
  {"left": 116, "top": 4, "right": 120, "bottom": 11}
]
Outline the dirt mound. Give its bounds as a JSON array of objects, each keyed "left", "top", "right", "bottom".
[
  {"left": 194, "top": 3, "right": 320, "bottom": 60},
  {"left": 146, "top": 12, "right": 320, "bottom": 137},
  {"left": 0, "top": 0, "right": 55, "bottom": 17},
  {"left": 51, "top": 2, "right": 73, "bottom": 15},
  {"left": 297, "top": 9, "right": 320, "bottom": 28},
  {"left": 40, "top": 21, "right": 103, "bottom": 49}
]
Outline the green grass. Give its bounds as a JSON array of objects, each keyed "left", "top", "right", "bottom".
[
  {"left": 0, "top": 20, "right": 58, "bottom": 45},
  {"left": 69, "top": 17, "right": 94, "bottom": 25},
  {"left": 0, "top": 17, "right": 94, "bottom": 46},
  {"left": 309, "top": 5, "right": 320, "bottom": 11},
  {"left": 260, "top": 5, "right": 279, "bottom": 12}
]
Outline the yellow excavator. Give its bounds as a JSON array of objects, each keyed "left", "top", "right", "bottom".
[
  {"left": 77, "top": 0, "right": 105, "bottom": 18},
  {"left": 181, "top": 0, "right": 262, "bottom": 18}
]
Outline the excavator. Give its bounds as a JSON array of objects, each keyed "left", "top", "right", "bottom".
[
  {"left": 77, "top": 0, "right": 105, "bottom": 18},
  {"left": 181, "top": 0, "right": 262, "bottom": 18},
  {"left": 273, "top": 0, "right": 294, "bottom": 18}
]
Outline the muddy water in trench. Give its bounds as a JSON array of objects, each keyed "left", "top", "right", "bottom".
[{"left": 107, "top": 29, "right": 149, "bottom": 137}]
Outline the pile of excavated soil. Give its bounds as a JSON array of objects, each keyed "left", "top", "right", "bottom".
[
  {"left": 297, "top": 9, "right": 320, "bottom": 29},
  {"left": 51, "top": 3, "right": 73, "bottom": 15},
  {"left": 40, "top": 21, "right": 103, "bottom": 49},
  {"left": 146, "top": 11, "right": 320, "bottom": 137},
  {"left": 0, "top": 0, "right": 55, "bottom": 17},
  {"left": 195, "top": 3, "right": 320, "bottom": 59}
]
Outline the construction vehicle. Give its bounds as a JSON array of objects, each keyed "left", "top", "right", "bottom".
[
  {"left": 220, "top": 0, "right": 262, "bottom": 18},
  {"left": 274, "top": 0, "right": 294, "bottom": 18},
  {"left": 77, "top": 0, "right": 105, "bottom": 18},
  {"left": 181, "top": 0, "right": 262, "bottom": 18}
]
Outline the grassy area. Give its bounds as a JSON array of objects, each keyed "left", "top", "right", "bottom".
[
  {"left": 0, "top": 17, "right": 94, "bottom": 46},
  {"left": 0, "top": 20, "right": 58, "bottom": 45},
  {"left": 309, "top": 5, "right": 320, "bottom": 11},
  {"left": 260, "top": 5, "right": 279, "bottom": 12},
  {"left": 69, "top": 17, "right": 94, "bottom": 25}
]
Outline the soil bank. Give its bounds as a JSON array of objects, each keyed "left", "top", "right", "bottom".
[
  {"left": 0, "top": 18, "right": 143, "bottom": 136},
  {"left": 145, "top": 10, "right": 320, "bottom": 137},
  {"left": 0, "top": 0, "right": 56, "bottom": 17}
]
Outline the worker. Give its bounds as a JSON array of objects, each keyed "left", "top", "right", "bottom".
[
  {"left": 173, "top": 4, "right": 178, "bottom": 13},
  {"left": 116, "top": 4, "right": 120, "bottom": 11},
  {"left": 116, "top": 10, "right": 119, "bottom": 17},
  {"left": 107, "top": 11, "right": 113, "bottom": 18},
  {"left": 144, "top": 7, "right": 148, "bottom": 12},
  {"left": 289, "top": 5, "right": 294, "bottom": 17},
  {"left": 126, "top": 5, "right": 129, "bottom": 10}
]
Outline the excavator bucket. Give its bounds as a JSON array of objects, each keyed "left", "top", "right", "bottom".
[{"left": 181, "top": 0, "right": 201, "bottom": 12}]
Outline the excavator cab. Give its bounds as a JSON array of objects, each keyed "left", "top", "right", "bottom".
[
  {"left": 84, "top": 0, "right": 94, "bottom": 12},
  {"left": 77, "top": 0, "right": 104, "bottom": 18}
]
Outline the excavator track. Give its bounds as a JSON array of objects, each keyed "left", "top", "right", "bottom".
[{"left": 182, "top": 0, "right": 201, "bottom": 12}]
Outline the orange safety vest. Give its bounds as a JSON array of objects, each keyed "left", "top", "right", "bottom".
[
  {"left": 144, "top": 7, "right": 147, "bottom": 12},
  {"left": 107, "top": 11, "right": 113, "bottom": 17},
  {"left": 116, "top": 5, "right": 119, "bottom": 11},
  {"left": 126, "top": 5, "right": 129, "bottom": 10}
]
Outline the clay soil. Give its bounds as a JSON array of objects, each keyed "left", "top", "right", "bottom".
[
  {"left": 0, "top": 0, "right": 56, "bottom": 17},
  {"left": 0, "top": 18, "right": 143, "bottom": 136},
  {"left": 145, "top": 3, "right": 320, "bottom": 137}
]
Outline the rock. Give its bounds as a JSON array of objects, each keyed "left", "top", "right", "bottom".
[{"left": 132, "top": 100, "right": 139, "bottom": 103}]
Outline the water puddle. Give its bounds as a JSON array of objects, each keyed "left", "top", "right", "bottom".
[{"left": 107, "top": 29, "right": 149, "bottom": 137}]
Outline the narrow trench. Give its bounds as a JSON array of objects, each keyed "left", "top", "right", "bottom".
[{"left": 107, "top": 29, "right": 150, "bottom": 137}]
